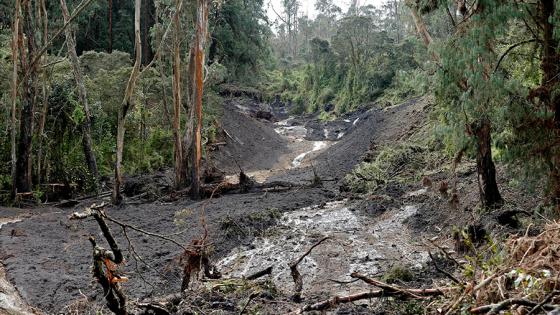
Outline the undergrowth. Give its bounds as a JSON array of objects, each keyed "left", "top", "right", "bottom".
[{"left": 343, "top": 143, "right": 428, "bottom": 194}]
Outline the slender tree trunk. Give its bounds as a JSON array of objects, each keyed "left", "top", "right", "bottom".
[
  {"left": 172, "top": 0, "right": 184, "bottom": 188},
  {"left": 472, "top": 118, "right": 502, "bottom": 209},
  {"left": 190, "top": 0, "right": 209, "bottom": 199},
  {"left": 15, "top": 0, "right": 38, "bottom": 194},
  {"left": 112, "top": 0, "right": 142, "bottom": 205},
  {"left": 36, "top": 0, "right": 48, "bottom": 185},
  {"left": 10, "top": 0, "right": 21, "bottom": 197},
  {"left": 155, "top": 9, "right": 171, "bottom": 126},
  {"left": 141, "top": 0, "right": 154, "bottom": 65},
  {"left": 37, "top": 78, "right": 48, "bottom": 185},
  {"left": 409, "top": 4, "right": 433, "bottom": 48},
  {"left": 537, "top": 0, "right": 560, "bottom": 210},
  {"left": 61, "top": 0, "right": 100, "bottom": 190},
  {"left": 108, "top": 0, "right": 113, "bottom": 53}
]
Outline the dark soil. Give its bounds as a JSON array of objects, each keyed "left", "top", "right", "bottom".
[
  {"left": 0, "top": 188, "right": 334, "bottom": 313},
  {"left": 210, "top": 100, "right": 290, "bottom": 174}
]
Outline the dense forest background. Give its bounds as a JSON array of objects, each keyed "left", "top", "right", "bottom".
[{"left": 1, "top": 0, "right": 559, "bottom": 213}]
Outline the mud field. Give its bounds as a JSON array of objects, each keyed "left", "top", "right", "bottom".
[{"left": 0, "top": 96, "right": 537, "bottom": 314}]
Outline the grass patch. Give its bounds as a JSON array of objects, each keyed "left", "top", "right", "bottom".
[{"left": 382, "top": 265, "right": 414, "bottom": 284}]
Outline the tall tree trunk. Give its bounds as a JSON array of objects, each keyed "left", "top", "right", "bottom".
[
  {"left": 141, "top": 0, "right": 154, "bottom": 65},
  {"left": 112, "top": 0, "right": 142, "bottom": 205},
  {"left": 15, "top": 0, "right": 38, "bottom": 194},
  {"left": 10, "top": 0, "right": 21, "bottom": 197},
  {"left": 536, "top": 0, "right": 560, "bottom": 210},
  {"left": 190, "top": 0, "right": 209, "bottom": 199},
  {"left": 172, "top": 0, "right": 184, "bottom": 188},
  {"left": 155, "top": 8, "right": 171, "bottom": 126},
  {"left": 108, "top": 0, "right": 113, "bottom": 53},
  {"left": 409, "top": 4, "right": 433, "bottom": 48},
  {"left": 61, "top": 0, "right": 100, "bottom": 190},
  {"left": 36, "top": 0, "right": 48, "bottom": 185},
  {"left": 472, "top": 118, "right": 502, "bottom": 209}
]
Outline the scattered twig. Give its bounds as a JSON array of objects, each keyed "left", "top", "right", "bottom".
[
  {"left": 527, "top": 290, "right": 560, "bottom": 315},
  {"left": 428, "top": 251, "right": 461, "bottom": 284},
  {"left": 289, "top": 236, "right": 330, "bottom": 302},
  {"left": 239, "top": 291, "right": 259, "bottom": 315},
  {"left": 327, "top": 278, "right": 360, "bottom": 285},
  {"left": 70, "top": 203, "right": 189, "bottom": 252}
]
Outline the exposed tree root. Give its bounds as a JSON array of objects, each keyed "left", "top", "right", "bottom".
[{"left": 70, "top": 203, "right": 127, "bottom": 314}]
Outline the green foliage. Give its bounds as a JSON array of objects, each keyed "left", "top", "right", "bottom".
[
  {"left": 209, "top": 0, "right": 272, "bottom": 83},
  {"left": 266, "top": 29, "right": 421, "bottom": 115},
  {"left": 382, "top": 68, "right": 432, "bottom": 106},
  {"left": 344, "top": 143, "right": 427, "bottom": 193}
]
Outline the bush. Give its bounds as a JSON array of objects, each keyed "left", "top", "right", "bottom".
[{"left": 344, "top": 143, "right": 426, "bottom": 193}]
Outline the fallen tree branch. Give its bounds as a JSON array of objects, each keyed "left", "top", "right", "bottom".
[
  {"left": 286, "top": 290, "right": 391, "bottom": 314},
  {"left": 350, "top": 272, "right": 448, "bottom": 299},
  {"left": 239, "top": 291, "right": 259, "bottom": 315},
  {"left": 527, "top": 290, "right": 560, "bottom": 315},
  {"left": 289, "top": 236, "right": 329, "bottom": 302},
  {"left": 70, "top": 202, "right": 189, "bottom": 252},
  {"left": 470, "top": 298, "right": 560, "bottom": 314}
]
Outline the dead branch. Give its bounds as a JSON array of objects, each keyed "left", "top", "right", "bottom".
[
  {"left": 89, "top": 236, "right": 127, "bottom": 315},
  {"left": 470, "top": 298, "right": 560, "bottom": 314},
  {"left": 239, "top": 291, "right": 259, "bottom": 315},
  {"left": 289, "top": 236, "right": 329, "bottom": 302},
  {"left": 70, "top": 203, "right": 189, "bottom": 252},
  {"left": 350, "top": 272, "right": 446, "bottom": 299},
  {"left": 287, "top": 290, "right": 387, "bottom": 314},
  {"left": 428, "top": 251, "right": 461, "bottom": 284},
  {"left": 70, "top": 203, "right": 124, "bottom": 263},
  {"left": 527, "top": 290, "right": 560, "bottom": 315},
  {"left": 245, "top": 266, "right": 273, "bottom": 280}
]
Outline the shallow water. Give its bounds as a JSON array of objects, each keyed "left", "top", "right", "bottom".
[{"left": 217, "top": 199, "right": 429, "bottom": 295}]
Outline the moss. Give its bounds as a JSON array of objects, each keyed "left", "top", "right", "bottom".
[{"left": 382, "top": 265, "right": 414, "bottom": 284}]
